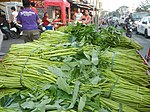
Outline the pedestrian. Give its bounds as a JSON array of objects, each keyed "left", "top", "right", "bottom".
[
  {"left": 74, "top": 8, "right": 83, "bottom": 21},
  {"left": 17, "top": 0, "right": 40, "bottom": 43},
  {"left": 30, "top": 2, "right": 38, "bottom": 14},
  {"left": 0, "top": 28, "right": 3, "bottom": 51},
  {"left": 17, "top": 5, "right": 24, "bottom": 11},
  {"left": 0, "top": 10, "right": 4, "bottom": 50},
  {"left": 42, "top": 12, "right": 50, "bottom": 28},
  {"left": 89, "top": 12, "right": 93, "bottom": 23},
  {"left": 79, "top": 10, "right": 91, "bottom": 24},
  {"left": 8, "top": 7, "right": 18, "bottom": 27}
]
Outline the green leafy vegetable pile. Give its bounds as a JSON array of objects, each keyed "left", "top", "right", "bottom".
[{"left": 0, "top": 24, "right": 150, "bottom": 112}]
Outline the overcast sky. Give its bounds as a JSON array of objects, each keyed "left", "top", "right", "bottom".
[{"left": 102, "top": 0, "right": 144, "bottom": 11}]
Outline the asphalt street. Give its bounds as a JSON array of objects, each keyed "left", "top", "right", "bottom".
[
  {"left": 0, "top": 31, "right": 150, "bottom": 59},
  {"left": 0, "top": 37, "right": 24, "bottom": 58},
  {"left": 132, "top": 32, "right": 150, "bottom": 57}
]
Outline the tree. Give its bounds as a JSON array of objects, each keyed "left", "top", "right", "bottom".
[
  {"left": 136, "top": 0, "right": 150, "bottom": 12},
  {"left": 116, "top": 6, "right": 129, "bottom": 17},
  {"left": 101, "top": 10, "right": 109, "bottom": 18}
]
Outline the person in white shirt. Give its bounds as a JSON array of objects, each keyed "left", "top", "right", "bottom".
[
  {"left": 0, "top": 29, "right": 3, "bottom": 51},
  {"left": 0, "top": 10, "right": 4, "bottom": 51},
  {"left": 74, "top": 8, "right": 83, "bottom": 21},
  {"left": 8, "top": 7, "right": 18, "bottom": 27}
]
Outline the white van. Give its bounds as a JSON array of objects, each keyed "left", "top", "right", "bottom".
[{"left": 0, "top": 2, "right": 22, "bottom": 20}]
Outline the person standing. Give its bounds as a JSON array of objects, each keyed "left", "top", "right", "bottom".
[
  {"left": 30, "top": 2, "right": 38, "bottom": 14},
  {"left": 79, "top": 10, "right": 91, "bottom": 24},
  {"left": 0, "top": 11, "right": 3, "bottom": 51},
  {"left": 17, "top": 0, "right": 40, "bottom": 43},
  {"left": 8, "top": 7, "right": 18, "bottom": 27},
  {"left": 42, "top": 12, "right": 50, "bottom": 27},
  {"left": 74, "top": 8, "right": 83, "bottom": 21},
  {"left": 17, "top": 5, "right": 24, "bottom": 11},
  {"left": 0, "top": 19, "right": 3, "bottom": 51},
  {"left": 89, "top": 12, "right": 93, "bottom": 23},
  {"left": 0, "top": 28, "right": 3, "bottom": 51}
]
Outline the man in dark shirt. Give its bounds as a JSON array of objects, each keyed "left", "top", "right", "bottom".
[{"left": 17, "top": 0, "right": 40, "bottom": 43}]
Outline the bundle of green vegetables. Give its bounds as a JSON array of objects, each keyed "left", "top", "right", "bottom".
[
  {"left": 0, "top": 47, "right": 150, "bottom": 112},
  {"left": 101, "top": 48, "right": 149, "bottom": 86},
  {"left": 57, "top": 23, "right": 143, "bottom": 50},
  {"left": 0, "top": 25, "right": 150, "bottom": 112}
]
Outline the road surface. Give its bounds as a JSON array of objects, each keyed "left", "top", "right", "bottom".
[{"left": 132, "top": 32, "right": 150, "bottom": 57}]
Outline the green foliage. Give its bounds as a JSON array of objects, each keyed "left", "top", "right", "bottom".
[{"left": 0, "top": 23, "right": 149, "bottom": 112}]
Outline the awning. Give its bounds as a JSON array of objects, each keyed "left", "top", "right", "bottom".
[
  {"left": 44, "top": 0, "right": 70, "bottom": 24},
  {"left": 44, "top": 0, "right": 70, "bottom": 8},
  {"left": 68, "top": 1, "right": 97, "bottom": 10}
]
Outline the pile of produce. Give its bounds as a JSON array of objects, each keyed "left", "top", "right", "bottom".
[{"left": 0, "top": 24, "right": 150, "bottom": 112}]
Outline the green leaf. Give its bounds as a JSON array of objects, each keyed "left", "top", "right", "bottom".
[
  {"left": 57, "top": 77, "right": 72, "bottom": 94},
  {"left": 63, "top": 57, "right": 73, "bottom": 62},
  {"left": 48, "top": 66, "right": 67, "bottom": 77},
  {"left": 37, "top": 69, "right": 45, "bottom": 74},
  {"left": 45, "top": 100, "right": 63, "bottom": 110},
  {"left": 91, "top": 65, "right": 98, "bottom": 74},
  {"left": 92, "top": 49, "right": 99, "bottom": 65},
  {"left": 78, "top": 95, "right": 87, "bottom": 112},
  {"left": 68, "top": 81, "right": 80, "bottom": 109},
  {"left": 57, "top": 89, "right": 71, "bottom": 100},
  {"left": 86, "top": 88, "right": 101, "bottom": 98},
  {"left": 21, "top": 101, "right": 35, "bottom": 109},
  {"left": 84, "top": 52, "right": 91, "bottom": 61},
  {"left": 119, "top": 103, "right": 122, "bottom": 112},
  {"left": 42, "top": 84, "right": 52, "bottom": 91},
  {"left": 90, "top": 76, "right": 101, "bottom": 85},
  {"left": 0, "top": 93, "right": 18, "bottom": 107},
  {"left": 32, "top": 105, "right": 45, "bottom": 112},
  {"left": 80, "top": 59, "right": 91, "bottom": 65},
  {"left": 66, "top": 62, "right": 78, "bottom": 68},
  {"left": 7, "top": 103, "right": 20, "bottom": 109},
  {"left": 100, "top": 108, "right": 109, "bottom": 112},
  {"left": 61, "top": 64, "right": 71, "bottom": 71}
]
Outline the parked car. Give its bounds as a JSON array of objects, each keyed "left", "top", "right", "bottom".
[
  {"left": 136, "top": 16, "right": 150, "bottom": 38},
  {"left": 132, "top": 12, "right": 149, "bottom": 30}
]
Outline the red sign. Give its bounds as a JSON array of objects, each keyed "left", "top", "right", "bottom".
[{"left": 30, "top": 0, "right": 44, "bottom": 8}]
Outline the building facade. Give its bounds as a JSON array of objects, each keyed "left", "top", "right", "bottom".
[{"left": 71, "top": 0, "right": 103, "bottom": 25}]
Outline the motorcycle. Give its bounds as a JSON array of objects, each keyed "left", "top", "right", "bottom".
[
  {"left": 9, "top": 23, "right": 23, "bottom": 39},
  {"left": 1, "top": 22, "right": 22, "bottom": 40},
  {"left": 125, "top": 22, "right": 133, "bottom": 38},
  {"left": 38, "top": 22, "right": 46, "bottom": 34},
  {"left": 1, "top": 23, "right": 11, "bottom": 40}
]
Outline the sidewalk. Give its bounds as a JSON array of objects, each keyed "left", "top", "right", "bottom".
[{"left": 0, "top": 37, "right": 24, "bottom": 58}]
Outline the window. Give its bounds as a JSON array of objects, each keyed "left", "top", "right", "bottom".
[
  {"left": 142, "top": 18, "right": 147, "bottom": 24},
  {"left": 148, "top": 18, "right": 150, "bottom": 24}
]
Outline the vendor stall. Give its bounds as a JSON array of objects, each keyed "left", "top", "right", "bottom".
[{"left": 44, "top": 0, "right": 70, "bottom": 24}]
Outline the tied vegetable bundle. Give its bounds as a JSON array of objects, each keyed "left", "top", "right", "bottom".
[
  {"left": 0, "top": 25, "right": 150, "bottom": 112},
  {"left": 0, "top": 47, "right": 150, "bottom": 112},
  {"left": 57, "top": 23, "right": 143, "bottom": 50},
  {"left": 101, "top": 48, "right": 149, "bottom": 86}
]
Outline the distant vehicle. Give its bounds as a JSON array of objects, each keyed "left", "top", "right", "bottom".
[
  {"left": 136, "top": 16, "right": 150, "bottom": 38},
  {"left": 132, "top": 12, "right": 149, "bottom": 30},
  {"left": 119, "top": 16, "right": 125, "bottom": 25},
  {"left": 126, "top": 21, "right": 134, "bottom": 38}
]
